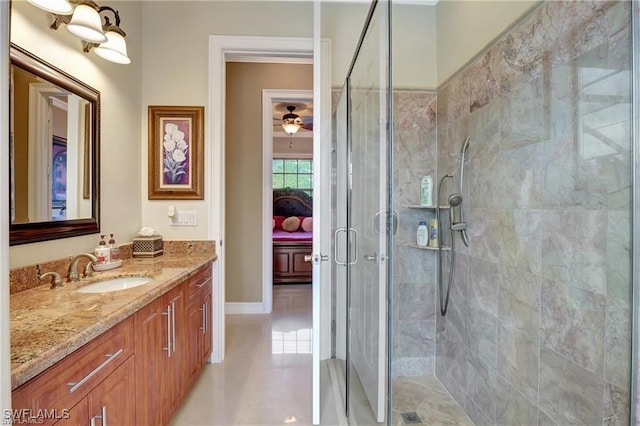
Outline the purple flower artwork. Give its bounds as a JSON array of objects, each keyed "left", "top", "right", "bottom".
[{"left": 161, "top": 119, "right": 191, "bottom": 186}]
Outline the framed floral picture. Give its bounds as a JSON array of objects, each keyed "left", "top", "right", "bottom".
[{"left": 148, "top": 106, "right": 204, "bottom": 199}]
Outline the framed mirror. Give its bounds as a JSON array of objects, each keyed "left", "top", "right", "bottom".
[{"left": 9, "top": 43, "right": 100, "bottom": 245}]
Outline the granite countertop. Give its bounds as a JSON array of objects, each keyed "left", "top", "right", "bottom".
[{"left": 10, "top": 253, "right": 216, "bottom": 390}]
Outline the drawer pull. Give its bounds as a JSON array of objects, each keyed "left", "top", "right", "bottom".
[
  {"left": 67, "top": 349, "right": 124, "bottom": 393},
  {"left": 195, "top": 277, "right": 211, "bottom": 289}
]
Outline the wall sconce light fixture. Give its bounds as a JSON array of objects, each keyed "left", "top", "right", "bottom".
[{"left": 28, "top": 0, "right": 131, "bottom": 64}]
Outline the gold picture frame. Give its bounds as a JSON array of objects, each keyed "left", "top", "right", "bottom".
[{"left": 148, "top": 106, "right": 204, "bottom": 200}]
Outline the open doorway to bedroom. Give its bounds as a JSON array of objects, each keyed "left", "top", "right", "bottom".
[{"left": 271, "top": 98, "right": 314, "bottom": 288}]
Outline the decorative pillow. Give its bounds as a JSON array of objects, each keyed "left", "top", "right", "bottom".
[
  {"left": 282, "top": 216, "right": 301, "bottom": 232},
  {"left": 301, "top": 217, "right": 313, "bottom": 232},
  {"left": 273, "top": 216, "right": 286, "bottom": 230}
]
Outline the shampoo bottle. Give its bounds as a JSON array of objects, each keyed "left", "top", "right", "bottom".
[
  {"left": 428, "top": 218, "right": 439, "bottom": 248},
  {"left": 420, "top": 176, "right": 433, "bottom": 206},
  {"left": 417, "top": 221, "right": 429, "bottom": 247}
]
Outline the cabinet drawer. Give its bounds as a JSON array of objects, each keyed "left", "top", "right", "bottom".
[
  {"left": 187, "top": 264, "right": 212, "bottom": 301},
  {"left": 13, "top": 316, "right": 134, "bottom": 415}
]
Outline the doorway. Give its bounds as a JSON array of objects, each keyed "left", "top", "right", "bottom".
[
  {"left": 208, "top": 35, "right": 332, "bottom": 425},
  {"left": 265, "top": 90, "right": 314, "bottom": 297}
]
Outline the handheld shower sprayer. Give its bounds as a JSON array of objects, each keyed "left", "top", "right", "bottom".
[
  {"left": 457, "top": 137, "right": 471, "bottom": 247},
  {"left": 436, "top": 137, "right": 471, "bottom": 317}
]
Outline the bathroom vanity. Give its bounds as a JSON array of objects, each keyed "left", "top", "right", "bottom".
[{"left": 10, "top": 254, "right": 215, "bottom": 425}]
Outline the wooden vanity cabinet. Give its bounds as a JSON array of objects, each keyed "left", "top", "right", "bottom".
[
  {"left": 56, "top": 356, "right": 135, "bottom": 426},
  {"left": 135, "top": 262, "right": 213, "bottom": 424},
  {"left": 186, "top": 264, "right": 213, "bottom": 388},
  {"left": 12, "top": 261, "right": 214, "bottom": 426},
  {"left": 134, "top": 283, "right": 187, "bottom": 425},
  {"left": 11, "top": 317, "right": 135, "bottom": 426}
]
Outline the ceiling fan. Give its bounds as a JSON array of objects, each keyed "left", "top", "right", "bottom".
[{"left": 273, "top": 103, "right": 313, "bottom": 134}]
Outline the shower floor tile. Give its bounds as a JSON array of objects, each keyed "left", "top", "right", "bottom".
[{"left": 391, "top": 376, "right": 472, "bottom": 425}]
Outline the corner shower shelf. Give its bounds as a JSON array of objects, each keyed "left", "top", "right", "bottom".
[
  {"left": 408, "top": 243, "right": 451, "bottom": 251},
  {"left": 407, "top": 205, "right": 450, "bottom": 209}
]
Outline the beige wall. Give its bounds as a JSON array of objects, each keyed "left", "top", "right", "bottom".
[
  {"left": 436, "top": 0, "right": 539, "bottom": 85},
  {"left": 392, "top": 3, "right": 437, "bottom": 89},
  {"left": 140, "top": 1, "right": 314, "bottom": 241},
  {"left": 11, "top": 67, "right": 37, "bottom": 224},
  {"left": 225, "top": 62, "right": 312, "bottom": 303},
  {"left": 9, "top": 0, "right": 143, "bottom": 267},
  {"left": 322, "top": 2, "right": 437, "bottom": 89}
]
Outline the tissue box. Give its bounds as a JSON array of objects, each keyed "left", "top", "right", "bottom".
[{"left": 132, "top": 235, "right": 164, "bottom": 257}]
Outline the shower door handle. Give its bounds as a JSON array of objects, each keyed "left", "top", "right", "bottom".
[
  {"left": 364, "top": 253, "right": 377, "bottom": 262},
  {"left": 373, "top": 210, "right": 398, "bottom": 235},
  {"left": 334, "top": 227, "right": 359, "bottom": 266},
  {"left": 348, "top": 228, "right": 358, "bottom": 265},
  {"left": 334, "top": 228, "right": 348, "bottom": 266}
]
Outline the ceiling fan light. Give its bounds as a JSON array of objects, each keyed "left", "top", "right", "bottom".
[
  {"left": 94, "top": 31, "right": 131, "bottom": 64},
  {"left": 282, "top": 105, "right": 301, "bottom": 135},
  {"left": 27, "top": 0, "right": 73, "bottom": 15},
  {"left": 67, "top": 4, "right": 108, "bottom": 43},
  {"left": 282, "top": 121, "right": 301, "bottom": 135}
]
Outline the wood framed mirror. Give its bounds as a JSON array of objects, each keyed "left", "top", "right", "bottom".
[{"left": 9, "top": 43, "right": 100, "bottom": 245}]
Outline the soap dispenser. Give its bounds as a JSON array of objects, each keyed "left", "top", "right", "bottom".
[
  {"left": 94, "top": 235, "right": 111, "bottom": 264},
  {"left": 108, "top": 234, "right": 120, "bottom": 261}
]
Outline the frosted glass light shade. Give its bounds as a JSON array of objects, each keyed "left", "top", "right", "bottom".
[
  {"left": 66, "top": 4, "right": 107, "bottom": 43},
  {"left": 27, "top": 0, "right": 73, "bottom": 14},
  {"left": 282, "top": 122, "right": 300, "bottom": 135},
  {"left": 94, "top": 31, "right": 131, "bottom": 64}
]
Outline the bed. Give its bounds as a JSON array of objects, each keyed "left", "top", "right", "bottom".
[{"left": 272, "top": 188, "right": 313, "bottom": 284}]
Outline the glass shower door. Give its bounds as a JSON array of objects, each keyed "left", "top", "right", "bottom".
[
  {"left": 332, "top": 1, "right": 391, "bottom": 423},
  {"left": 346, "top": 1, "right": 391, "bottom": 423},
  {"left": 332, "top": 82, "right": 349, "bottom": 412}
]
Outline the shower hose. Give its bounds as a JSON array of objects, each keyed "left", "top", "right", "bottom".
[{"left": 436, "top": 175, "right": 455, "bottom": 316}]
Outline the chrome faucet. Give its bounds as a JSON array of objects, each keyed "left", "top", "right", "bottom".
[
  {"left": 37, "top": 265, "right": 64, "bottom": 289},
  {"left": 68, "top": 253, "right": 98, "bottom": 282}
]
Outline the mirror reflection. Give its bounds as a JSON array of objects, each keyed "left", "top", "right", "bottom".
[{"left": 9, "top": 44, "right": 100, "bottom": 245}]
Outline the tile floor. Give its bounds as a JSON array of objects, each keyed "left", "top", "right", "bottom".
[
  {"left": 171, "top": 284, "right": 324, "bottom": 426},
  {"left": 171, "top": 284, "right": 471, "bottom": 426}
]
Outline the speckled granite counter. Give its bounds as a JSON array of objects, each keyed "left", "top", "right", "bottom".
[{"left": 10, "top": 253, "right": 217, "bottom": 390}]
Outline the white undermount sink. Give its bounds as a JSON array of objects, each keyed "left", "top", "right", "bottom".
[{"left": 76, "top": 276, "right": 153, "bottom": 293}]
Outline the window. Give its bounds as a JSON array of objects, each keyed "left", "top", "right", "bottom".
[{"left": 272, "top": 159, "right": 313, "bottom": 195}]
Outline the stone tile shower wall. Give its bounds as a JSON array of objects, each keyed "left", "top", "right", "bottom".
[
  {"left": 434, "top": 1, "right": 632, "bottom": 425},
  {"left": 392, "top": 91, "right": 438, "bottom": 377}
]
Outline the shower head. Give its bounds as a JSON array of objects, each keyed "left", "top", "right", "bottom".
[{"left": 448, "top": 193, "right": 463, "bottom": 207}]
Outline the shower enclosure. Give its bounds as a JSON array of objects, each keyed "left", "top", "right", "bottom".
[
  {"left": 331, "top": 1, "right": 392, "bottom": 424},
  {"left": 329, "top": 0, "right": 638, "bottom": 424}
]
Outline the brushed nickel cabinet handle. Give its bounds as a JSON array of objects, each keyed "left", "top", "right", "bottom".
[
  {"left": 162, "top": 305, "right": 172, "bottom": 357},
  {"left": 90, "top": 406, "right": 107, "bottom": 426},
  {"left": 67, "top": 349, "right": 123, "bottom": 393}
]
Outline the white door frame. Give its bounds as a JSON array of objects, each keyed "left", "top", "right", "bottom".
[
  {"left": 208, "top": 35, "right": 331, "bottom": 425},
  {"left": 1, "top": 0, "right": 12, "bottom": 413},
  {"left": 261, "top": 89, "right": 313, "bottom": 316}
]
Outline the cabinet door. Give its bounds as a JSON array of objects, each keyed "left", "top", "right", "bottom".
[
  {"left": 202, "top": 285, "right": 213, "bottom": 361},
  {"left": 52, "top": 400, "right": 88, "bottom": 426},
  {"left": 186, "top": 297, "right": 204, "bottom": 387},
  {"left": 134, "top": 297, "right": 169, "bottom": 425},
  {"left": 166, "top": 284, "right": 187, "bottom": 416},
  {"left": 88, "top": 356, "right": 135, "bottom": 426}
]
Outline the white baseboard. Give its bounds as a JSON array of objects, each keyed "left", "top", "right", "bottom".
[{"left": 225, "top": 302, "right": 267, "bottom": 314}]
